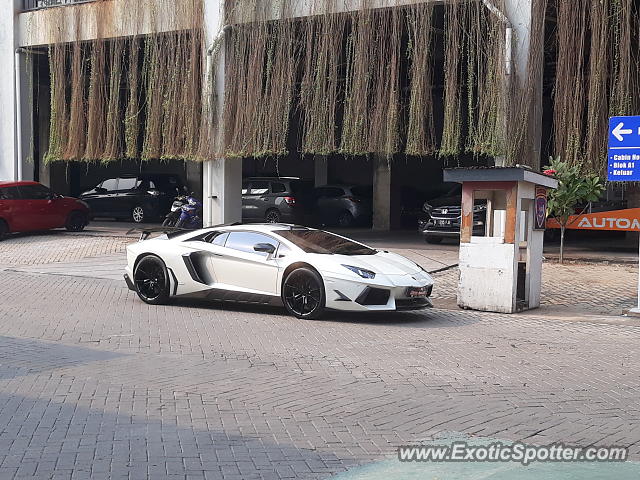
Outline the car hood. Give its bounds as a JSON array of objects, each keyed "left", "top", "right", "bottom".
[{"left": 313, "top": 250, "right": 424, "bottom": 277}]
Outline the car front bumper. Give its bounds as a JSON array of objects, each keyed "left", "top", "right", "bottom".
[{"left": 323, "top": 272, "right": 433, "bottom": 312}]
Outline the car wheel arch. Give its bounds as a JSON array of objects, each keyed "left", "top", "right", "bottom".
[{"left": 281, "top": 262, "right": 323, "bottom": 292}]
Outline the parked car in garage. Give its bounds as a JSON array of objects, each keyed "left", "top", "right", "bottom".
[
  {"left": 242, "top": 177, "right": 314, "bottom": 224},
  {"left": 80, "top": 174, "right": 184, "bottom": 223},
  {"left": 311, "top": 185, "right": 373, "bottom": 227},
  {"left": 418, "top": 183, "right": 486, "bottom": 243},
  {"left": 0, "top": 181, "right": 90, "bottom": 240}
]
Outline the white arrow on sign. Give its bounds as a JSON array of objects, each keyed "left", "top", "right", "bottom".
[{"left": 613, "top": 122, "right": 633, "bottom": 141}]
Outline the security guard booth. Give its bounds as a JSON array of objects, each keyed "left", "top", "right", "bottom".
[{"left": 443, "top": 167, "right": 558, "bottom": 313}]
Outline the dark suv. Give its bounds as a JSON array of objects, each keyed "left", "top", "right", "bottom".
[
  {"left": 242, "top": 177, "right": 314, "bottom": 224},
  {"left": 418, "top": 183, "right": 486, "bottom": 243},
  {"left": 80, "top": 174, "right": 185, "bottom": 223}
]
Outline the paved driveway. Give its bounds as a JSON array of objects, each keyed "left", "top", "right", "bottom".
[{"left": 0, "top": 231, "right": 639, "bottom": 479}]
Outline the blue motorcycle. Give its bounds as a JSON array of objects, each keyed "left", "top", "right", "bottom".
[{"left": 175, "top": 195, "right": 203, "bottom": 229}]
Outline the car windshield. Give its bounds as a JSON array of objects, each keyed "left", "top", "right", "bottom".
[{"left": 276, "top": 229, "right": 377, "bottom": 256}]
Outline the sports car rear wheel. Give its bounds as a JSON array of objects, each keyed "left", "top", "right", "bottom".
[
  {"left": 282, "top": 268, "right": 325, "bottom": 319},
  {"left": 134, "top": 255, "right": 170, "bottom": 305}
]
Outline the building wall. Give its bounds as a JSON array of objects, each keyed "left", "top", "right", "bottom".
[{"left": 18, "top": 0, "right": 202, "bottom": 47}]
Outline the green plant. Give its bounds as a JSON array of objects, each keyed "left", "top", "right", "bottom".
[{"left": 544, "top": 156, "right": 605, "bottom": 263}]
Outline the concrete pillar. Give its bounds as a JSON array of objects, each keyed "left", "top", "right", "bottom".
[
  {"left": 0, "top": 1, "right": 19, "bottom": 181},
  {"left": 503, "top": 0, "right": 543, "bottom": 168},
  {"left": 314, "top": 156, "right": 328, "bottom": 187},
  {"left": 202, "top": 0, "right": 242, "bottom": 227},
  {"left": 372, "top": 155, "right": 391, "bottom": 231}
]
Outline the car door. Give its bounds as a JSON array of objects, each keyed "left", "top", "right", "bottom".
[
  {"left": 314, "top": 187, "right": 344, "bottom": 223},
  {"left": 211, "top": 231, "right": 280, "bottom": 295},
  {"left": 0, "top": 186, "right": 22, "bottom": 232},
  {"left": 242, "top": 181, "right": 271, "bottom": 221},
  {"left": 85, "top": 178, "right": 119, "bottom": 217},
  {"left": 113, "top": 177, "right": 142, "bottom": 218},
  {"left": 16, "top": 184, "right": 65, "bottom": 231}
]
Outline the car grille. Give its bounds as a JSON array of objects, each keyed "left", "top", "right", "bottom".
[{"left": 431, "top": 206, "right": 461, "bottom": 220}]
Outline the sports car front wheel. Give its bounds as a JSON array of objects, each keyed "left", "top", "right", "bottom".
[
  {"left": 282, "top": 268, "right": 325, "bottom": 320},
  {"left": 134, "top": 255, "right": 170, "bottom": 305}
]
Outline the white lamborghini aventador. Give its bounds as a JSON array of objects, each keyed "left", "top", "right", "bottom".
[{"left": 124, "top": 224, "right": 434, "bottom": 319}]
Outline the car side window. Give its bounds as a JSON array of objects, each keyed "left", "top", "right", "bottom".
[
  {"left": 18, "top": 184, "right": 51, "bottom": 200},
  {"left": 325, "top": 187, "right": 344, "bottom": 198},
  {"left": 210, "top": 232, "right": 229, "bottom": 246},
  {"left": 272, "top": 182, "right": 286, "bottom": 194},
  {"left": 100, "top": 178, "right": 119, "bottom": 191},
  {"left": 249, "top": 181, "right": 270, "bottom": 195},
  {"left": 0, "top": 187, "right": 19, "bottom": 200},
  {"left": 117, "top": 178, "right": 140, "bottom": 191},
  {"left": 225, "top": 232, "right": 278, "bottom": 256}
]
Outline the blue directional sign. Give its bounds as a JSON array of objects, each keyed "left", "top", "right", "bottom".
[{"left": 608, "top": 115, "right": 640, "bottom": 181}]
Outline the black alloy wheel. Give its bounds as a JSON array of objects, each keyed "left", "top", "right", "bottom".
[
  {"left": 282, "top": 268, "right": 325, "bottom": 319},
  {"left": 65, "top": 211, "right": 87, "bottom": 232},
  {"left": 133, "top": 255, "right": 170, "bottom": 305},
  {"left": 265, "top": 209, "right": 281, "bottom": 223}
]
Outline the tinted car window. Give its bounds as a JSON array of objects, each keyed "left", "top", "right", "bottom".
[
  {"left": 323, "top": 187, "right": 345, "bottom": 198},
  {"left": 276, "top": 229, "right": 376, "bottom": 256},
  {"left": 0, "top": 187, "right": 20, "bottom": 200},
  {"left": 272, "top": 182, "right": 286, "bottom": 194},
  {"left": 226, "top": 232, "right": 277, "bottom": 256},
  {"left": 249, "top": 182, "right": 270, "bottom": 195},
  {"left": 18, "top": 184, "right": 51, "bottom": 200},
  {"left": 100, "top": 179, "right": 119, "bottom": 191},
  {"left": 290, "top": 180, "right": 313, "bottom": 194},
  {"left": 148, "top": 176, "right": 182, "bottom": 194},
  {"left": 117, "top": 177, "right": 141, "bottom": 191},
  {"left": 351, "top": 186, "right": 373, "bottom": 198}
]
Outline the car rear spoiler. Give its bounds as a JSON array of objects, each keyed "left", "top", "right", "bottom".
[
  {"left": 126, "top": 227, "right": 187, "bottom": 241},
  {"left": 126, "top": 222, "right": 244, "bottom": 241}
]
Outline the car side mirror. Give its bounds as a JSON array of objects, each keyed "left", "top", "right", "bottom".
[{"left": 254, "top": 243, "right": 276, "bottom": 255}]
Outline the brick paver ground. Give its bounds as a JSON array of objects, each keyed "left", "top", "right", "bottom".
[{"left": 1, "top": 232, "right": 640, "bottom": 479}]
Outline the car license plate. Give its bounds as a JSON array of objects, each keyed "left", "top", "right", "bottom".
[
  {"left": 437, "top": 219, "right": 451, "bottom": 227},
  {"left": 407, "top": 287, "right": 428, "bottom": 298}
]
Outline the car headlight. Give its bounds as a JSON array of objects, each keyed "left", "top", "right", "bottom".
[
  {"left": 423, "top": 203, "right": 433, "bottom": 214},
  {"left": 342, "top": 265, "right": 376, "bottom": 279}
]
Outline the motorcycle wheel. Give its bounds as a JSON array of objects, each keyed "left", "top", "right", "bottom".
[{"left": 162, "top": 217, "right": 175, "bottom": 227}]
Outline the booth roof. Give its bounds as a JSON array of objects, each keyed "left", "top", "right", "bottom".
[{"left": 443, "top": 167, "right": 558, "bottom": 189}]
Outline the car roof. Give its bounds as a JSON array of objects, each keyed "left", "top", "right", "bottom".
[
  {"left": 200, "top": 223, "right": 312, "bottom": 234},
  {"left": 0, "top": 181, "right": 40, "bottom": 187}
]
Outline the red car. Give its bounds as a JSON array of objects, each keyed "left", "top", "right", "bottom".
[{"left": 0, "top": 181, "right": 90, "bottom": 240}]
